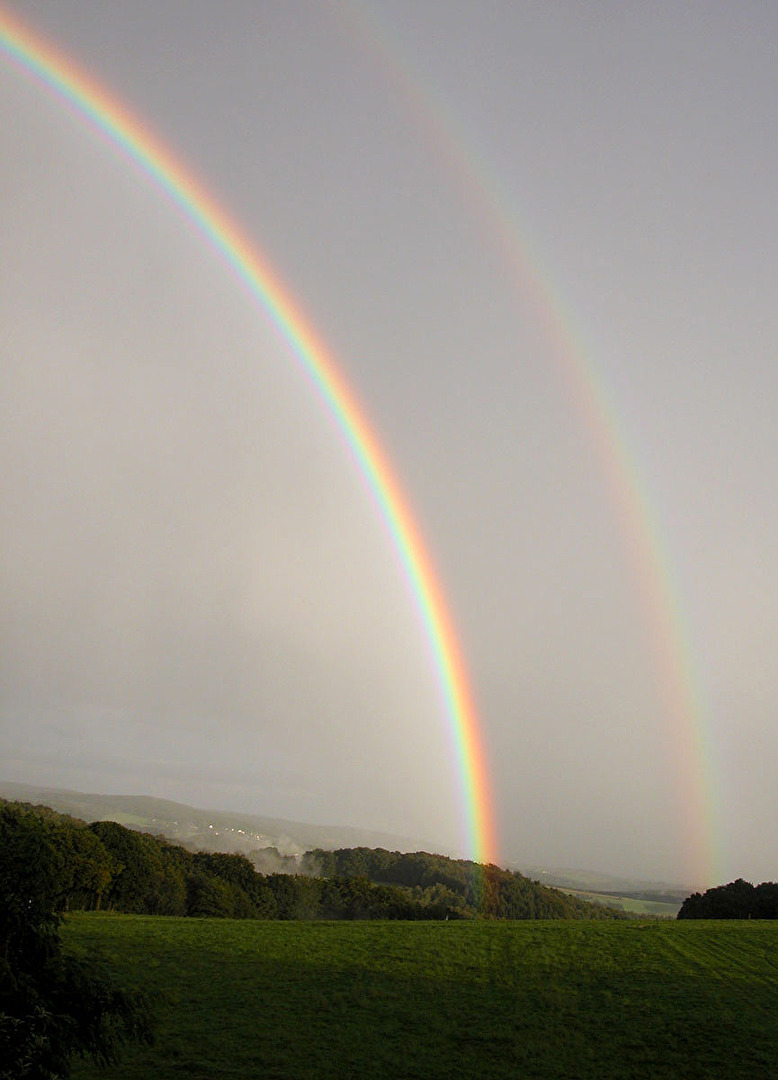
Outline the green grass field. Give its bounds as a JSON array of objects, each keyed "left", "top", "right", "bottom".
[{"left": 64, "top": 914, "right": 778, "bottom": 1079}]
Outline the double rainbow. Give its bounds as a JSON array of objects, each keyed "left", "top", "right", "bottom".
[{"left": 0, "top": 7, "right": 499, "bottom": 866}]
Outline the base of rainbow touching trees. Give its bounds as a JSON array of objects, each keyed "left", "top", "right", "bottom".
[{"left": 0, "top": 7, "right": 500, "bottom": 869}]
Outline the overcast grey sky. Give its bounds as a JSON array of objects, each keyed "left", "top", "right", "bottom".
[{"left": 2, "top": 2, "right": 776, "bottom": 885}]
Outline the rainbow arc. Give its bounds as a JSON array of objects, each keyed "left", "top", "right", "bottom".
[{"left": 0, "top": 6, "right": 499, "bottom": 866}]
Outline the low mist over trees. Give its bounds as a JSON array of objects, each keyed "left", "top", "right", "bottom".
[{"left": 678, "top": 879, "right": 778, "bottom": 919}]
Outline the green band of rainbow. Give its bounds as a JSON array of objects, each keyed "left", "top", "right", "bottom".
[{"left": 0, "top": 6, "right": 499, "bottom": 866}]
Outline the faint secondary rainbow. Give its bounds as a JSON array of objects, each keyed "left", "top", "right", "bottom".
[
  {"left": 345, "top": 3, "right": 719, "bottom": 885},
  {"left": 0, "top": 7, "right": 499, "bottom": 867}
]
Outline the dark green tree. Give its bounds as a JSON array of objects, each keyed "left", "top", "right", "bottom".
[
  {"left": 87, "top": 820, "right": 158, "bottom": 912},
  {"left": 0, "top": 803, "right": 153, "bottom": 1078},
  {"left": 678, "top": 878, "right": 778, "bottom": 919}
]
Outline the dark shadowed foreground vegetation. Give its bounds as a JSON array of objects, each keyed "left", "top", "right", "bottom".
[
  {"left": 66, "top": 914, "right": 778, "bottom": 1080},
  {"left": 0, "top": 804, "right": 153, "bottom": 1079}
]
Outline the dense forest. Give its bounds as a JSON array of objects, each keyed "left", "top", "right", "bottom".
[
  {"left": 678, "top": 878, "right": 778, "bottom": 919},
  {"left": 302, "top": 846, "right": 616, "bottom": 919},
  {"left": 0, "top": 798, "right": 620, "bottom": 922}
]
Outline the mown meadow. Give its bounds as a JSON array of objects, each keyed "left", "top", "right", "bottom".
[{"left": 65, "top": 914, "right": 778, "bottom": 1079}]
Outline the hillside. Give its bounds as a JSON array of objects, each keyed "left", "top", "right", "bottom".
[
  {"left": 516, "top": 865, "right": 689, "bottom": 917},
  {"left": 0, "top": 781, "right": 428, "bottom": 857},
  {"left": 304, "top": 846, "right": 625, "bottom": 919},
  {"left": 0, "top": 782, "right": 691, "bottom": 906},
  {"left": 1, "top": 797, "right": 623, "bottom": 921}
]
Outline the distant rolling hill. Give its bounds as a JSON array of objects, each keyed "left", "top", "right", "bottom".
[
  {"left": 0, "top": 781, "right": 430, "bottom": 859},
  {"left": 519, "top": 864, "right": 693, "bottom": 917}
]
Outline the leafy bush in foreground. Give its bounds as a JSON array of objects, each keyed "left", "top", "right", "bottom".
[{"left": 0, "top": 803, "right": 153, "bottom": 1079}]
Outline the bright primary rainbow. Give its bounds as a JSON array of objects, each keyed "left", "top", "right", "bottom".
[
  {"left": 346, "top": 3, "right": 719, "bottom": 885},
  {"left": 0, "top": 8, "right": 499, "bottom": 867}
]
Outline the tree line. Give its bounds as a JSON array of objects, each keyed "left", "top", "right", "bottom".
[
  {"left": 678, "top": 878, "right": 778, "bottom": 919},
  {"left": 1, "top": 798, "right": 622, "bottom": 922},
  {"left": 303, "top": 847, "right": 623, "bottom": 919}
]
